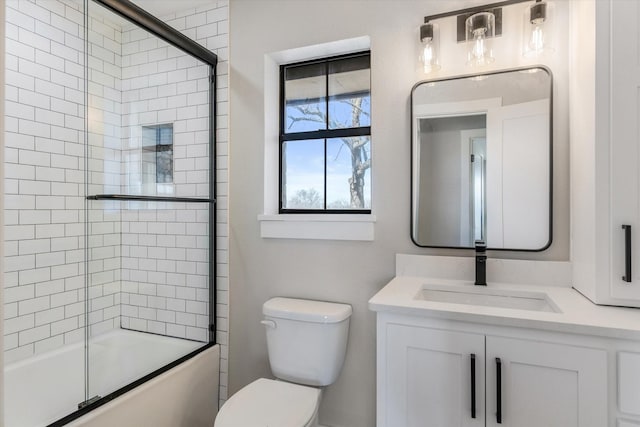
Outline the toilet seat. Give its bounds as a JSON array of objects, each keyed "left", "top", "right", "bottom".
[{"left": 214, "top": 378, "right": 321, "bottom": 427}]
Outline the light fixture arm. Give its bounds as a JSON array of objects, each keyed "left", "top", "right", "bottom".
[{"left": 423, "top": 0, "right": 532, "bottom": 23}]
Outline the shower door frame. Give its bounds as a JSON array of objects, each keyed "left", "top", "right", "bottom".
[{"left": 50, "top": 0, "right": 218, "bottom": 425}]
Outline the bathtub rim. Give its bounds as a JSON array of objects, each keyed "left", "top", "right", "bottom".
[{"left": 44, "top": 340, "right": 216, "bottom": 427}]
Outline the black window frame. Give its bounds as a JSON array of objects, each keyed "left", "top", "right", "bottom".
[{"left": 279, "top": 51, "right": 372, "bottom": 214}]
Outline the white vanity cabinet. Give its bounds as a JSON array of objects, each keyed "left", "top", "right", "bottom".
[
  {"left": 382, "top": 322, "right": 485, "bottom": 427},
  {"left": 377, "top": 314, "right": 608, "bottom": 427},
  {"left": 619, "top": 351, "right": 640, "bottom": 418},
  {"left": 571, "top": 0, "right": 640, "bottom": 306},
  {"left": 484, "top": 336, "right": 607, "bottom": 427}
]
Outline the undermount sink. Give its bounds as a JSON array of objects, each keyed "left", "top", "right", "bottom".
[{"left": 416, "top": 283, "right": 561, "bottom": 313}]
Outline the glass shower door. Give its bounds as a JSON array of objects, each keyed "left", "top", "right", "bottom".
[
  {"left": 3, "top": 0, "right": 89, "bottom": 424},
  {"left": 3, "top": 0, "right": 216, "bottom": 424},
  {"left": 84, "top": 0, "right": 213, "bottom": 403}
]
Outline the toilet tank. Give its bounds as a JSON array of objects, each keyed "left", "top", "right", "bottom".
[{"left": 262, "top": 297, "right": 352, "bottom": 387}]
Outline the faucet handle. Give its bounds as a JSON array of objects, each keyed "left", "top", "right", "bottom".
[{"left": 475, "top": 240, "right": 487, "bottom": 253}]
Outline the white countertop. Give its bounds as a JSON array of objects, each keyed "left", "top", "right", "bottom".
[{"left": 369, "top": 276, "right": 640, "bottom": 340}]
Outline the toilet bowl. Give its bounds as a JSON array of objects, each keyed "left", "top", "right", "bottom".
[
  {"left": 214, "top": 297, "right": 352, "bottom": 427},
  {"left": 214, "top": 378, "right": 321, "bottom": 427}
]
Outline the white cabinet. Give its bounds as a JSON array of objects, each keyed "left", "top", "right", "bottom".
[
  {"left": 377, "top": 315, "right": 608, "bottom": 427},
  {"left": 485, "top": 336, "right": 607, "bottom": 427},
  {"left": 571, "top": 0, "right": 640, "bottom": 305},
  {"left": 609, "top": 0, "right": 640, "bottom": 303},
  {"left": 616, "top": 345, "right": 640, "bottom": 427},
  {"left": 619, "top": 351, "right": 640, "bottom": 417},
  {"left": 382, "top": 324, "right": 485, "bottom": 427}
]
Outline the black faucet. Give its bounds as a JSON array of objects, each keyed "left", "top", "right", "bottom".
[{"left": 475, "top": 241, "right": 487, "bottom": 286}]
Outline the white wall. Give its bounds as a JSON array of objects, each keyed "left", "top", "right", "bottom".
[
  {"left": 1, "top": 0, "right": 6, "bottom": 421},
  {"left": 229, "top": 1, "right": 570, "bottom": 425}
]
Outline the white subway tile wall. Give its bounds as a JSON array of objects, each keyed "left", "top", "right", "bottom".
[
  {"left": 4, "top": 0, "right": 229, "bottom": 405},
  {"left": 117, "top": 12, "right": 211, "bottom": 342},
  {"left": 5, "top": 0, "right": 116, "bottom": 364},
  {"left": 86, "top": 0, "right": 124, "bottom": 345}
]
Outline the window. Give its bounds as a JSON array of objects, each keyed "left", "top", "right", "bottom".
[
  {"left": 142, "top": 124, "right": 174, "bottom": 184},
  {"left": 280, "top": 52, "right": 371, "bottom": 213}
]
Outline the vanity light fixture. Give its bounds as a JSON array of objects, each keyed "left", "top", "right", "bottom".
[
  {"left": 523, "top": 0, "right": 553, "bottom": 57},
  {"left": 420, "top": 0, "right": 552, "bottom": 70},
  {"left": 419, "top": 22, "right": 440, "bottom": 74}
]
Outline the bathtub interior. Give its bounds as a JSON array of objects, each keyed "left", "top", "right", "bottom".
[
  {"left": 4, "top": 330, "right": 203, "bottom": 427},
  {"left": 5, "top": 340, "right": 84, "bottom": 427},
  {"left": 3, "top": 0, "right": 217, "bottom": 426}
]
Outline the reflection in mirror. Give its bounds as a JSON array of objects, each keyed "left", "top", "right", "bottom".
[
  {"left": 411, "top": 67, "right": 552, "bottom": 250},
  {"left": 471, "top": 135, "right": 486, "bottom": 243}
]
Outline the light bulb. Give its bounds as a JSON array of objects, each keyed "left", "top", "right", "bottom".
[
  {"left": 523, "top": 1, "right": 553, "bottom": 57},
  {"left": 529, "top": 23, "right": 545, "bottom": 52},
  {"left": 471, "top": 29, "right": 490, "bottom": 64},
  {"left": 466, "top": 12, "right": 495, "bottom": 67},
  {"left": 419, "top": 23, "right": 440, "bottom": 74},
  {"left": 421, "top": 39, "right": 438, "bottom": 73}
]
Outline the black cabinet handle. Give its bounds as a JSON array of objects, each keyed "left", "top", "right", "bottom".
[
  {"left": 470, "top": 354, "right": 476, "bottom": 419},
  {"left": 496, "top": 357, "right": 502, "bottom": 424},
  {"left": 623, "top": 225, "right": 632, "bottom": 282}
]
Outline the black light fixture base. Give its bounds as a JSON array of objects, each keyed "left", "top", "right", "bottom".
[
  {"left": 457, "top": 8, "right": 502, "bottom": 42},
  {"left": 530, "top": 1, "right": 547, "bottom": 23},
  {"left": 420, "top": 22, "right": 434, "bottom": 41}
]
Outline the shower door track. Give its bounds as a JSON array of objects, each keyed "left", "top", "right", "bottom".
[
  {"left": 87, "top": 195, "right": 216, "bottom": 203},
  {"left": 47, "top": 0, "right": 220, "bottom": 425},
  {"left": 93, "top": 0, "right": 218, "bottom": 66}
]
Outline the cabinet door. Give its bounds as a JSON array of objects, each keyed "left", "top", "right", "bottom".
[
  {"left": 486, "top": 336, "right": 607, "bottom": 427},
  {"left": 382, "top": 323, "right": 484, "bottom": 427},
  {"left": 611, "top": 0, "right": 640, "bottom": 302},
  {"left": 619, "top": 351, "right": 640, "bottom": 416}
]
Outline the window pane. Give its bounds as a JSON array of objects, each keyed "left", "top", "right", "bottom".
[
  {"left": 156, "top": 147, "right": 173, "bottom": 183},
  {"left": 328, "top": 55, "right": 370, "bottom": 129},
  {"left": 284, "top": 62, "right": 327, "bottom": 133},
  {"left": 141, "top": 125, "right": 174, "bottom": 186},
  {"left": 282, "top": 139, "right": 325, "bottom": 209},
  {"left": 326, "top": 137, "right": 371, "bottom": 209}
]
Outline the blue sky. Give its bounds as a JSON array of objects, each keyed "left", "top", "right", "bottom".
[{"left": 283, "top": 96, "right": 371, "bottom": 208}]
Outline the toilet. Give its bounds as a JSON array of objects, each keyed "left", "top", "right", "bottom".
[{"left": 214, "top": 297, "right": 352, "bottom": 427}]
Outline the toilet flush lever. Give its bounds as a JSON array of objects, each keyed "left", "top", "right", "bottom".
[{"left": 260, "top": 320, "right": 277, "bottom": 329}]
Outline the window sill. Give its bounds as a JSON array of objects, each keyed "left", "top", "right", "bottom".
[{"left": 258, "top": 214, "right": 376, "bottom": 241}]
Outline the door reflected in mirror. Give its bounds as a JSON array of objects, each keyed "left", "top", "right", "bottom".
[{"left": 411, "top": 67, "right": 552, "bottom": 250}]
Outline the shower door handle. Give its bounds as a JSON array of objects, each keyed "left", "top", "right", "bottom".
[{"left": 623, "top": 225, "right": 632, "bottom": 282}]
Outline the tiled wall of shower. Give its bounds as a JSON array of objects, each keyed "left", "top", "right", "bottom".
[
  {"left": 3, "top": 0, "right": 230, "bottom": 402},
  {"left": 116, "top": 11, "right": 213, "bottom": 343},
  {"left": 4, "top": 0, "right": 122, "bottom": 364},
  {"left": 85, "top": 0, "right": 124, "bottom": 348}
]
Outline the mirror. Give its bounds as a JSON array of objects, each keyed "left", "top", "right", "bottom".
[{"left": 411, "top": 67, "right": 552, "bottom": 250}]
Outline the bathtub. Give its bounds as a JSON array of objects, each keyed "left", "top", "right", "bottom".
[{"left": 4, "top": 329, "right": 218, "bottom": 427}]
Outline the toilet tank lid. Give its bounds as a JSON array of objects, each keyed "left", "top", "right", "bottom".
[{"left": 263, "top": 297, "right": 352, "bottom": 323}]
